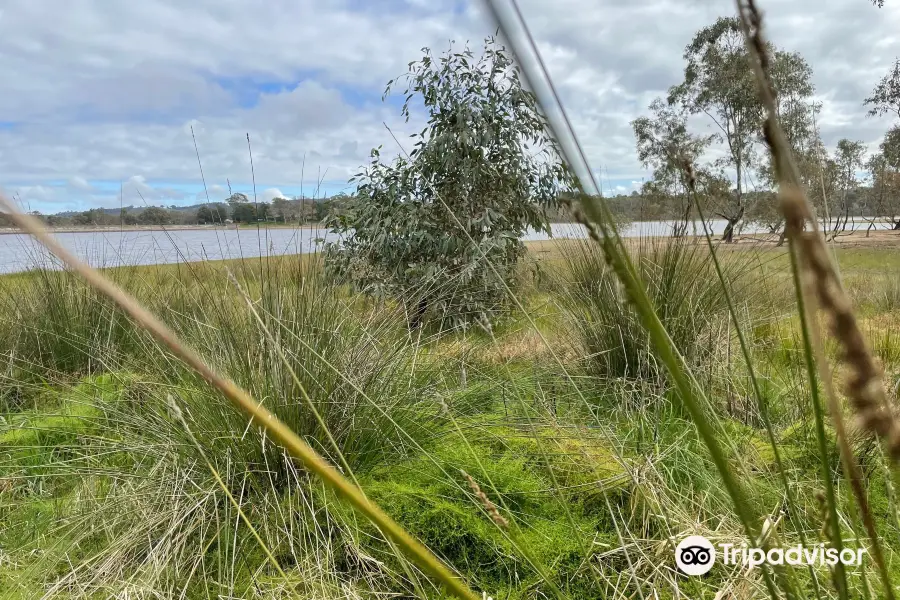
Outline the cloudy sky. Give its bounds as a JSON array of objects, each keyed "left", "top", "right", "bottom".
[{"left": 0, "top": 0, "right": 898, "bottom": 213}]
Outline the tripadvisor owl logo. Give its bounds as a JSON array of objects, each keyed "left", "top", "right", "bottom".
[
  {"left": 675, "top": 535, "right": 716, "bottom": 575},
  {"left": 675, "top": 535, "right": 868, "bottom": 576}
]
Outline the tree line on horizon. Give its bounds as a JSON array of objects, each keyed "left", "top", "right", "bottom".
[
  {"left": 0, "top": 193, "right": 356, "bottom": 228},
  {"left": 632, "top": 15, "right": 900, "bottom": 243}
]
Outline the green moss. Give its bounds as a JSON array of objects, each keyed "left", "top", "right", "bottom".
[
  {"left": 324, "top": 421, "right": 633, "bottom": 597},
  {"left": 0, "top": 373, "right": 128, "bottom": 447},
  {"left": 743, "top": 433, "right": 801, "bottom": 471},
  {"left": 0, "top": 373, "right": 137, "bottom": 507}
]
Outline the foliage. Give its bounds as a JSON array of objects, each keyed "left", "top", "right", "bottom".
[
  {"left": 226, "top": 192, "right": 250, "bottom": 206},
  {"left": 754, "top": 53, "right": 818, "bottom": 232},
  {"left": 865, "top": 127, "right": 900, "bottom": 228},
  {"left": 72, "top": 208, "right": 117, "bottom": 226},
  {"left": 663, "top": 17, "right": 814, "bottom": 241},
  {"left": 11, "top": 7, "right": 900, "bottom": 600},
  {"left": 348, "top": 423, "right": 629, "bottom": 598},
  {"left": 769, "top": 51, "right": 817, "bottom": 153},
  {"left": 231, "top": 200, "right": 269, "bottom": 223},
  {"left": 137, "top": 206, "right": 172, "bottom": 226},
  {"left": 829, "top": 139, "right": 867, "bottom": 236},
  {"left": 884, "top": 124, "right": 900, "bottom": 167},
  {"left": 0, "top": 257, "right": 456, "bottom": 596},
  {"left": 865, "top": 58, "right": 900, "bottom": 119},
  {"left": 6, "top": 242, "right": 900, "bottom": 598},
  {"left": 196, "top": 203, "right": 228, "bottom": 223},
  {"left": 667, "top": 17, "right": 762, "bottom": 241},
  {"left": 631, "top": 99, "right": 713, "bottom": 235},
  {"left": 270, "top": 197, "right": 322, "bottom": 223},
  {"left": 324, "top": 36, "right": 572, "bottom": 330}
]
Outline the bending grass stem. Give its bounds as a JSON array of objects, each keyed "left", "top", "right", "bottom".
[
  {"left": 478, "top": 2, "right": 781, "bottom": 597},
  {"left": 0, "top": 194, "right": 482, "bottom": 600}
]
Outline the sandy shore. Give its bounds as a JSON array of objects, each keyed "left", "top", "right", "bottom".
[
  {"left": 725, "top": 228, "right": 900, "bottom": 250},
  {"left": 524, "top": 228, "right": 900, "bottom": 261}
]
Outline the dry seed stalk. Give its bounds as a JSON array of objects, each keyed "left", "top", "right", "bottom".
[
  {"left": 814, "top": 490, "right": 831, "bottom": 543},
  {"left": 739, "top": 0, "right": 900, "bottom": 460},
  {"left": 739, "top": 1, "right": 896, "bottom": 596},
  {"left": 462, "top": 470, "right": 509, "bottom": 528},
  {"left": 782, "top": 190, "right": 900, "bottom": 457}
]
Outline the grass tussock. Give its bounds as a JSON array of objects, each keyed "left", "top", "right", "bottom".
[
  {"left": 4, "top": 1, "right": 900, "bottom": 596},
  {"left": 557, "top": 237, "right": 762, "bottom": 386},
  {"left": 4, "top": 240, "right": 900, "bottom": 598}
]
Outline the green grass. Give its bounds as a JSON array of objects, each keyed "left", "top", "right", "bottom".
[{"left": 2, "top": 239, "right": 900, "bottom": 598}]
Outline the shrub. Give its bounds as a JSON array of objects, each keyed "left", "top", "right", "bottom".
[{"left": 324, "top": 36, "right": 572, "bottom": 331}]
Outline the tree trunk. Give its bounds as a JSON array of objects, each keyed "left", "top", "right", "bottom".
[
  {"left": 674, "top": 202, "right": 691, "bottom": 238},
  {"left": 721, "top": 206, "right": 744, "bottom": 244},
  {"left": 409, "top": 297, "right": 428, "bottom": 330},
  {"left": 722, "top": 220, "right": 736, "bottom": 243},
  {"left": 776, "top": 227, "right": 787, "bottom": 247}
]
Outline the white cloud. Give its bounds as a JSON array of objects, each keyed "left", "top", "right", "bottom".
[
  {"left": 15, "top": 185, "right": 56, "bottom": 204},
  {"left": 0, "top": 0, "right": 897, "bottom": 211},
  {"left": 67, "top": 176, "right": 96, "bottom": 193},
  {"left": 195, "top": 184, "right": 228, "bottom": 203},
  {"left": 261, "top": 188, "right": 285, "bottom": 203},
  {"left": 123, "top": 175, "right": 184, "bottom": 205}
]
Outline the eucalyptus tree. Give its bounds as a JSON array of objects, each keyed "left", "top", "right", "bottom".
[
  {"left": 632, "top": 99, "right": 713, "bottom": 236},
  {"left": 865, "top": 59, "right": 900, "bottom": 120},
  {"left": 884, "top": 125, "right": 900, "bottom": 167},
  {"left": 825, "top": 139, "right": 867, "bottom": 238},
  {"left": 324, "top": 36, "right": 571, "bottom": 331},
  {"left": 667, "top": 17, "right": 762, "bottom": 242},
  {"left": 667, "top": 17, "right": 815, "bottom": 243},
  {"left": 770, "top": 52, "right": 817, "bottom": 151},
  {"left": 863, "top": 153, "right": 891, "bottom": 233},
  {"left": 864, "top": 58, "right": 900, "bottom": 230},
  {"left": 866, "top": 127, "right": 900, "bottom": 230},
  {"left": 754, "top": 52, "right": 818, "bottom": 240},
  {"left": 226, "top": 192, "right": 250, "bottom": 206}
]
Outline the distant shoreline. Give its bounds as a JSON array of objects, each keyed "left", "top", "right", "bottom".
[
  {"left": 0, "top": 223, "right": 326, "bottom": 236},
  {"left": 1, "top": 217, "right": 895, "bottom": 238},
  {"left": 0, "top": 221, "right": 583, "bottom": 236}
]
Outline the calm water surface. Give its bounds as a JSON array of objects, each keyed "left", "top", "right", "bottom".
[
  {"left": 0, "top": 227, "right": 336, "bottom": 274},
  {"left": 0, "top": 219, "right": 882, "bottom": 274}
]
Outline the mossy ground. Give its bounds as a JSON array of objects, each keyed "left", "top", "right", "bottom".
[{"left": 3, "top": 242, "right": 900, "bottom": 598}]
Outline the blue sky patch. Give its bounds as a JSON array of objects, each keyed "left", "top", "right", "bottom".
[{"left": 211, "top": 71, "right": 397, "bottom": 112}]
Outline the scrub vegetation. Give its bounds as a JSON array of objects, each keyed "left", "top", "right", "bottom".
[{"left": 3, "top": 1, "right": 900, "bottom": 599}]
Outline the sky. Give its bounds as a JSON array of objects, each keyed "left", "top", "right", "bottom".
[{"left": 0, "top": 0, "right": 898, "bottom": 213}]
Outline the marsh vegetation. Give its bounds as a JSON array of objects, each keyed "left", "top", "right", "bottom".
[{"left": 4, "top": 1, "right": 900, "bottom": 599}]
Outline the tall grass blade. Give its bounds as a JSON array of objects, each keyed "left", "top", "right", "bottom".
[
  {"left": 0, "top": 193, "right": 482, "bottom": 600},
  {"left": 479, "top": 1, "right": 786, "bottom": 596},
  {"left": 736, "top": 1, "right": 895, "bottom": 597},
  {"left": 689, "top": 181, "right": 823, "bottom": 598}
]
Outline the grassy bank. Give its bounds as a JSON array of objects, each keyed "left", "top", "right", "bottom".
[{"left": 2, "top": 238, "right": 900, "bottom": 598}]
